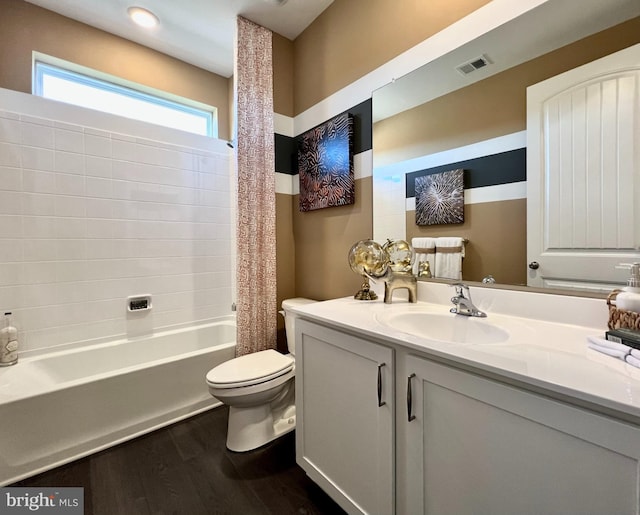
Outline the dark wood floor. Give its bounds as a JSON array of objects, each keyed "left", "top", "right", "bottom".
[{"left": 14, "top": 406, "right": 346, "bottom": 515}]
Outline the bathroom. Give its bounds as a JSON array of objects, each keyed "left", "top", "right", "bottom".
[{"left": 1, "top": 0, "right": 640, "bottom": 513}]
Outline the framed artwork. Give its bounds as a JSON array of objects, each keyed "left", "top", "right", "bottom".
[
  {"left": 298, "top": 112, "right": 354, "bottom": 212},
  {"left": 415, "top": 168, "right": 464, "bottom": 225}
]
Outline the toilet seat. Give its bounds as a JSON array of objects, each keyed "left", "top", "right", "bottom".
[{"left": 206, "top": 349, "right": 294, "bottom": 389}]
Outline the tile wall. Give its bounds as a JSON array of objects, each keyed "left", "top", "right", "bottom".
[{"left": 0, "top": 95, "right": 234, "bottom": 355}]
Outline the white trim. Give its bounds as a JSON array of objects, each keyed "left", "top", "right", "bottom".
[
  {"left": 407, "top": 182, "right": 526, "bottom": 210},
  {"left": 375, "top": 131, "right": 526, "bottom": 177},
  {"left": 293, "top": 0, "right": 548, "bottom": 135},
  {"left": 293, "top": 174, "right": 300, "bottom": 196},
  {"left": 275, "top": 172, "right": 295, "bottom": 195},
  {"left": 354, "top": 149, "right": 372, "bottom": 180},
  {"left": 274, "top": 113, "right": 294, "bottom": 137},
  {"left": 465, "top": 181, "right": 527, "bottom": 204}
]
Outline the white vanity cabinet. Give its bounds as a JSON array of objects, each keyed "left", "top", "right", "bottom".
[
  {"left": 400, "top": 354, "right": 640, "bottom": 515},
  {"left": 296, "top": 317, "right": 640, "bottom": 515},
  {"left": 295, "top": 319, "right": 395, "bottom": 515}
]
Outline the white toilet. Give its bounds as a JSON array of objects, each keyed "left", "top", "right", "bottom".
[{"left": 205, "top": 298, "right": 315, "bottom": 452}]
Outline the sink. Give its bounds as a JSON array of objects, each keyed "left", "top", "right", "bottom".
[{"left": 376, "top": 310, "right": 510, "bottom": 344}]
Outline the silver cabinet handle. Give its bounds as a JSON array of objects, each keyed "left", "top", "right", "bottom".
[
  {"left": 377, "top": 363, "right": 386, "bottom": 407},
  {"left": 407, "top": 373, "right": 416, "bottom": 422}
]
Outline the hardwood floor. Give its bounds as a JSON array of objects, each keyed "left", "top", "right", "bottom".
[{"left": 14, "top": 406, "right": 346, "bottom": 515}]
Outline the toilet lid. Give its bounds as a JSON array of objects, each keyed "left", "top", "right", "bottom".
[{"left": 206, "top": 349, "right": 294, "bottom": 388}]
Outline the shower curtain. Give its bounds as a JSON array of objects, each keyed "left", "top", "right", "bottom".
[{"left": 234, "top": 16, "right": 277, "bottom": 356}]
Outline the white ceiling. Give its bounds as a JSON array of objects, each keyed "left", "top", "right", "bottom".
[{"left": 24, "top": 0, "right": 334, "bottom": 78}]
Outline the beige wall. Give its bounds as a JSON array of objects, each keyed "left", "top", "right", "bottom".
[
  {"left": 375, "top": 17, "right": 640, "bottom": 163},
  {"left": 293, "top": 177, "right": 373, "bottom": 300},
  {"left": 272, "top": 33, "right": 294, "bottom": 118},
  {"left": 293, "top": 0, "right": 491, "bottom": 115},
  {"left": 0, "top": 0, "right": 232, "bottom": 140},
  {"left": 286, "top": 0, "right": 492, "bottom": 301},
  {"left": 376, "top": 17, "right": 640, "bottom": 285},
  {"left": 407, "top": 201, "right": 527, "bottom": 285}
]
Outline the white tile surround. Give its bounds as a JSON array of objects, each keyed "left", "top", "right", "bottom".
[{"left": 0, "top": 89, "right": 234, "bottom": 356}]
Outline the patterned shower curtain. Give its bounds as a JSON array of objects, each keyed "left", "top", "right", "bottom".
[{"left": 234, "top": 16, "right": 277, "bottom": 356}]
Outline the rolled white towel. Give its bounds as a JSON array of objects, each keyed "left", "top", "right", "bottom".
[
  {"left": 631, "top": 348, "right": 640, "bottom": 360},
  {"left": 625, "top": 354, "right": 640, "bottom": 369},
  {"left": 586, "top": 335, "right": 631, "bottom": 360}
]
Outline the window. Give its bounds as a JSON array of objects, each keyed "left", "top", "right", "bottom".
[{"left": 33, "top": 58, "right": 217, "bottom": 137}]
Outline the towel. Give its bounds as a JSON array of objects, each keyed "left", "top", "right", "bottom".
[
  {"left": 586, "top": 335, "right": 631, "bottom": 360},
  {"left": 625, "top": 354, "right": 640, "bottom": 369},
  {"left": 412, "top": 237, "right": 436, "bottom": 277},
  {"left": 435, "top": 237, "right": 465, "bottom": 280}
]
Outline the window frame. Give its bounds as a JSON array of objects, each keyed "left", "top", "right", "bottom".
[{"left": 33, "top": 55, "right": 217, "bottom": 138}]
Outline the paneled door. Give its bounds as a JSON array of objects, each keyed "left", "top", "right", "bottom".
[{"left": 527, "top": 43, "right": 640, "bottom": 291}]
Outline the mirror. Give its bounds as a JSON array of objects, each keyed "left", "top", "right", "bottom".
[{"left": 372, "top": 0, "right": 640, "bottom": 295}]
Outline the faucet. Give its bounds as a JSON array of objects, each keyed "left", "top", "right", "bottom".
[{"left": 449, "top": 283, "right": 486, "bottom": 317}]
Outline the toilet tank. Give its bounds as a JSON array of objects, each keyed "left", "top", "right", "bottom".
[{"left": 281, "top": 298, "right": 316, "bottom": 356}]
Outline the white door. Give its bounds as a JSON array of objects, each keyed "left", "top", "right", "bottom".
[{"left": 527, "top": 43, "right": 640, "bottom": 291}]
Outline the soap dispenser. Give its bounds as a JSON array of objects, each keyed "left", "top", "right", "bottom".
[
  {"left": 616, "top": 263, "right": 640, "bottom": 313},
  {"left": 0, "top": 311, "right": 18, "bottom": 366}
]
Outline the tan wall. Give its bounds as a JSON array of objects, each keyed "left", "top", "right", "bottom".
[
  {"left": 293, "top": 0, "right": 491, "bottom": 115},
  {"left": 287, "top": 0, "right": 491, "bottom": 301},
  {"left": 272, "top": 33, "right": 296, "bottom": 327},
  {"left": 407, "top": 201, "right": 527, "bottom": 285},
  {"left": 276, "top": 192, "right": 296, "bottom": 347},
  {"left": 0, "top": 0, "right": 231, "bottom": 140},
  {"left": 272, "top": 33, "right": 294, "bottom": 118},
  {"left": 375, "top": 17, "right": 640, "bottom": 285},
  {"left": 293, "top": 177, "right": 373, "bottom": 300},
  {"left": 375, "top": 17, "right": 640, "bottom": 163}
]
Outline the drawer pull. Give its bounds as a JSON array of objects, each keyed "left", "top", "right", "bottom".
[
  {"left": 377, "top": 363, "right": 386, "bottom": 407},
  {"left": 407, "top": 373, "right": 416, "bottom": 422}
]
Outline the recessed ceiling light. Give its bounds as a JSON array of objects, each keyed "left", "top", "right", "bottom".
[{"left": 127, "top": 6, "right": 159, "bottom": 29}]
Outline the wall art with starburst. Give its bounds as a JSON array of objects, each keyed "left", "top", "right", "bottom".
[
  {"left": 415, "top": 168, "right": 464, "bottom": 225},
  {"left": 298, "top": 112, "right": 354, "bottom": 212}
]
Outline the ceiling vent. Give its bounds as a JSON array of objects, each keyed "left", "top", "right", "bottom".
[{"left": 456, "top": 55, "right": 492, "bottom": 76}]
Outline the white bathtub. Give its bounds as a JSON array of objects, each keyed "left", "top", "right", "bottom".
[{"left": 0, "top": 318, "right": 236, "bottom": 486}]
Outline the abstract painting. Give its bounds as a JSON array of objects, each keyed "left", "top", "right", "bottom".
[
  {"left": 415, "top": 168, "right": 464, "bottom": 225},
  {"left": 298, "top": 112, "right": 354, "bottom": 212}
]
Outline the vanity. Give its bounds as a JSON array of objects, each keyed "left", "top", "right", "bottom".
[{"left": 292, "top": 282, "right": 640, "bottom": 515}]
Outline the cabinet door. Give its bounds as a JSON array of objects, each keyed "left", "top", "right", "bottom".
[
  {"left": 402, "top": 354, "right": 640, "bottom": 515},
  {"left": 296, "top": 320, "right": 394, "bottom": 515}
]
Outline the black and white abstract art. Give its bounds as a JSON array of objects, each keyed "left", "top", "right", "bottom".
[
  {"left": 298, "top": 112, "right": 354, "bottom": 212},
  {"left": 415, "top": 168, "right": 464, "bottom": 225}
]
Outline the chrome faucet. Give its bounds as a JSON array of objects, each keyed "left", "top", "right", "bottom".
[{"left": 450, "top": 283, "right": 486, "bottom": 317}]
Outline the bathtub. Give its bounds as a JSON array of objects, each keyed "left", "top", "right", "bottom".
[{"left": 0, "top": 318, "right": 236, "bottom": 486}]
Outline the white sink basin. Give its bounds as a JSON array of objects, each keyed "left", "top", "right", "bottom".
[{"left": 376, "top": 310, "right": 510, "bottom": 344}]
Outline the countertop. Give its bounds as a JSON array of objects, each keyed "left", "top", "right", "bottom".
[{"left": 291, "top": 294, "right": 640, "bottom": 424}]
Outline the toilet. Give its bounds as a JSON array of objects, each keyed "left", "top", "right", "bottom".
[{"left": 205, "top": 298, "right": 315, "bottom": 452}]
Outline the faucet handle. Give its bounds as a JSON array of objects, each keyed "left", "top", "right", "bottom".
[{"left": 449, "top": 282, "right": 468, "bottom": 296}]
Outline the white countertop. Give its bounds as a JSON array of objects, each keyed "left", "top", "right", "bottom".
[{"left": 291, "top": 285, "right": 640, "bottom": 423}]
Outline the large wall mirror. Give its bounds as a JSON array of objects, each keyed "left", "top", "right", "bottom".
[{"left": 372, "top": 0, "right": 640, "bottom": 296}]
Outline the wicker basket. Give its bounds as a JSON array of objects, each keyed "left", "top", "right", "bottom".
[{"left": 607, "top": 289, "right": 640, "bottom": 331}]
